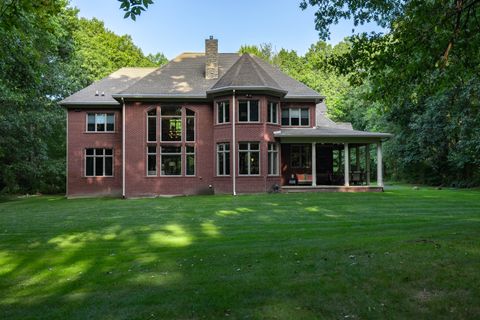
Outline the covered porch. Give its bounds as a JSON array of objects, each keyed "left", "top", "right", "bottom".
[{"left": 274, "top": 127, "right": 392, "bottom": 192}]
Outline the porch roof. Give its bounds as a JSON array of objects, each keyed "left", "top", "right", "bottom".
[{"left": 274, "top": 127, "right": 392, "bottom": 142}]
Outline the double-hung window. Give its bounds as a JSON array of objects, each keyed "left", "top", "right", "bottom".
[
  {"left": 281, "top": 108, "right": 310, "bottom": 126},
  {"left": 161, "top": 106, "right": 182, "bottom": 141},
  {"left": 268, "top": 143, "right": 279, "bottom": 175},
  {"left": 217, "top": 143, "right": 230, "bottom": 176},
  {"left": 267, "top": 101, "right": 278, "bottom": 124},
  {"left": 217, "top": 101, "right": 230, "bottom": 124},
  {"left": 87, "top": 113, "right": 115, "bottom": 132},
  {"left": 85, "top": 148, "right": 113, "bottom": 176},
  {"left": 238, "top": 100, "right": 259, "bottom": 122},
  {"left": 238, "top": 142, "right": 260, "bottom": 175}
]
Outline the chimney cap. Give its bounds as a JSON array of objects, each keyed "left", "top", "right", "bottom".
[{"left": 209, "top": 35, "right": 214, "bottom": 40}]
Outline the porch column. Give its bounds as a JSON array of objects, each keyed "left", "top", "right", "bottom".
[
  {"left": 344, "top": 143, "right": 350, "bottom": 186},
  {"left": 366, "top": 144, "right": 371, "bottom": 185},
  {"left": 377, "top": 142, "right": 383, "bottom": 187},
  {"left": 311, "top": 143, "right": 316, "bottom": 187}
]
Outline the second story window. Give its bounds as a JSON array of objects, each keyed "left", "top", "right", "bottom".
[
  {"left": 186, "top": 108, "right": 195, "bottom": 141},
  {"left": 267, "top": 101, "right": 278, "bottom": 124},
  {"left": 161, "top": 106, "right": 182, "bottom": 141},
  {"left": 217, "top": 101, "right": 230, "bottom": 124},
  {"left": 87, "top": 113, "right": 114, "bottom": 132},
  {"left": 238, "top": 100, "right": 259, "bottom": 122},
  {"left": 281, "top": 108, "right": 310, "bottom": 126},
  {"left": 147, "top": 109, "right": 157, "bottom": 142}
]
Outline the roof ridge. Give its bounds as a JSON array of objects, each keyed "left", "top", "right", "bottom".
[{"left": 248, "top": 54, "right": 282, "bottom": 89}]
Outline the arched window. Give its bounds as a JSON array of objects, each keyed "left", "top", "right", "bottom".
[
  {"left": 147, "top": 108, "right": 157, "bottom": 142},
  {"left": 186, "top": 108, "right": 195, "bottom": 141}
]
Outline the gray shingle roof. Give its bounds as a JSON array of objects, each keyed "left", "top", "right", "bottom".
[
  {"left": 59, "top": 67, "right": 157, "bottom": 106},
  {"left": 274, "top": 127, "right": 392, "bottom": 140}
]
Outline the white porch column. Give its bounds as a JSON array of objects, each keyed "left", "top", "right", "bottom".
[
  {"left": 366, "top": 144, "right": 371, "bottom": 185},
  {"left": 344, "top": 143, "right": 350, "bottom": 186},
  {"left": 311, "top": 142, "right": 317, "bottom": 187},
  {"left": 377, "top": 142, "right": 383, "bottom": 187}
]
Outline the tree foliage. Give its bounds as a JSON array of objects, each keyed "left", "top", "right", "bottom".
[{"left": 118, "top": 0, "right": 153, "bottom": 21}]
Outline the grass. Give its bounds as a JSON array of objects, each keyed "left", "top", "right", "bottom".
[{"left": 0, "top": 186, "right": 479, "bottom": 319}]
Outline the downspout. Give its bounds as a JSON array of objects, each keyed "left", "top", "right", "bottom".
[
  {"left": 65, "top": 108, "right": 68, "bottom": 197},
  {"left": 232, "top": 90, "right": 237, "bottom": 196},
  {"left": 122, "top": 98, "right": 126, "bottom": 198}
]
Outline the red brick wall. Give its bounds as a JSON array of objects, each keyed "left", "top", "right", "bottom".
[
  {"left": 67, "top": 108, "right": 122, "bottom": 197},
  {"left": 66, "top": 97, "right": 316, "bottom": 197}
]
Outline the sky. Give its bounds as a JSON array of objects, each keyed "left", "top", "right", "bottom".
[{"left": 69, "top": 0, "right": 384, "bottom": 59}]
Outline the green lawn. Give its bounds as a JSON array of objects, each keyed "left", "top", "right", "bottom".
[{"left": 0, "top": 186, "right": 479, "bottom": 319}]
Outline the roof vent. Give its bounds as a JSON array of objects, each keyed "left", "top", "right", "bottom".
[
  {"left": 101, "top": 91, "right": 105, "bottom": 96},
  {"left": 205, "top": 36, "right": 218, "bottom": 80},
  {"left": 95, "top": 90, "right": 99, "bottom": 96}
]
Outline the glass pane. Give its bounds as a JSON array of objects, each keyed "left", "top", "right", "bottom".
[
  {"left": 281, "top": 109, "right": 289, "bottom": 125},
  {"left": 239, "top": 101, "right": 248, "bottom": 122},
  {"left": 148, "top": 146, "right": 156, "bottom": 153},
  {"left": 186, "top": 108, "right": 195, "bottom": 116},
  {"left": 95, "top": 157, "right": 103, "bottom": 176},
  {"left": 148, "top": 154, "right": 156, "bottom": 175},
  {"left": 162, "top": 146, "right": 181, "bottom": 153},
  {"left": 105, "top": 149, "right": 113, "bottom": 155},
  {"left": 238, "top": 143, "right": 248, "bottom": 150},
  {"left": 301, "top": 108, "right": 309, "bottom": 126},
  {"left": 105, "top": 156, "right": 113, "bottom": 176},
  {"left": 250, "top": 151, "right": 259, "bottom": 174},
  {"left": 86, "top": 148, "right": 94, "bottom": 155},
  {"left": 218, "top": 144, "right": 224, "bottom": 152},
  {"left": 224, "top": 143, "right": 230, "bottom": 151},
  {"left": 291, "top": 116, "right": 299, "bottom": 126},
  {"left": 239, "top": 152, "right": 248, "bottom": 174},
  {"left": 250, "top": 143, "right": 260, "bottom": 150},
  {"left": 106, "top": 114, "right": 114, "bottom": 131},
  {"left": 186, "top": 118, "right": 194, "bottom": 141},
  {"left": 86, "top": 157, "right": 94, "bottom": 176},
  {"left": 186, "top": 154, "right": 195, "bottom": 175},
  {"left": 217, "top": 102, "right": 224, "bottom": 123},
  {"left": 186, "top": 146, "right": 194, "bottom": 153},
  {"left": 225, "top": 151, "right": 230, "bottom": 175},
  {"left": 148, "top": 117, "right": 156, "bottom": 141},
  {"left": 161, "top": 106, "right": 181, "bottom": 116},
  {"left": 218, "top": 152, "right": 224, "bottom": 175},
  {"left": 272, "top": 153, "right": 278, "bottom": 175},
  {"left": 148, "top": 108, "right": 157, "bottom": 116},
  {"left": 162, "top": 118, "right": 182, "bottom": 141},
  {"left": 271, "top": 103, "right": 277, "bottom": 123},
  {"left": 87, "top": 114, "right": 95, "bottom": 131},
  {"left": 249, "top": 101, "right": 259, "bottom": 122},
  {"left": 162, "top": 154, "right": 181, "bottom": 175},
  {"left": 96, "top": 114, "right": 105, "bottom": 131},
  {"left": 95, "top": 148, "right": 104, "bottom": 155},
  {"left": 224, "top": 102, "right": 230, "bottom": 123}
]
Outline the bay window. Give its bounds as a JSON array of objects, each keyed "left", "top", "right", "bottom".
[
  {"left": 217, "top": 143, "right": 230, "bottom": 176},
  {"left": 239, "top": 142, "right": 260, "bottom": 175},
  {"left": 238, "top": 100, "right": 259, "bottom": 122},
  {"left": 217, "top": 101, "right": 230, "bottom": 124},
  {"left": 268, "top": 143, "right": 279, "bottom": 175},
  {"left": 267, "top": 101, "right": 278, "bottom": 124}
]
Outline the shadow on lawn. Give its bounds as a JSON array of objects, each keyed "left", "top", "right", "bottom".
[{"left": 1, "top": 190, "right": 479, "bottom": 319}]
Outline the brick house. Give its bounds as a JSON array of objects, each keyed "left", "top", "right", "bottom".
[{"left": 60, "top": 37, "right": 391, "bottom": 198}]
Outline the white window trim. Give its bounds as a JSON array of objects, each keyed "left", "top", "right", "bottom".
[
  {"left": 146, "top": 108, "right": 157, "bottom": 143},
  {"left": 185, "top": 145, "right": 196, "bottom": 176},
  {"left": 216, "top": 143, "right": 230, "bottom": 176},
  {"left": 160, "top": 146, "right": 182, "bottom": 176},
  {"left": 267, "top": 101, "right": 279, "bottom": 124},
  {"left": 146, "top": 146, "right": 157, "bottom": 176},
  {"left": 268, "top": 143, "right": 280, "bottom": 176},
  {"left": 238, "top": 100, "right": 260, "bottom": 123},
  {"left": 86, "top": 113, "right": 115, "bottom": 132},
  {"left": 216, "top": 101, "right": 230, "bottom": 124},
  {"left": 84, "top": 148, "right": 114, "bottom": 177},
  {"left": 282, "top": 108, "right": 310, "bottom": 127},
  {"left": 238, "top": 142, "right": 261, "bottom": 176},
  {"left": 160, "top": 106, "right": 182, "bottom": 142}
]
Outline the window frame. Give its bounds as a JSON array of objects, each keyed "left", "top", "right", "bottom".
[
  {"left": 160, "top": 145, "right": 182, "bottom": 176},
  {"left": 84, "top": 148, "right": 114, "bottom": 177},
  {"left": 238, "top": 100, "right": 260, "bottom": 123},
  {"left": 281, "top": 107, "right": 310, "bottom": 127},
  {"left": 185, "top": 145, "right": 195, "bottom": 176},
  {"left": 146, "top": 145, "right": 157, "bottom": 176},
  {"left": 185, "top": 108, "right": 195, "bottom": 142},
  {"left": 86, "top": 113, "right": 115, "bottom": 132},
  {"left": 146, "top": 108, "right": 158, "bottom": 143},
  {"left": 216, "top": 101, "right": 230, "bottom": 124},
  {"left": 267, "top": 101, "right": 279, "bottom": 124},
  {"left": 160, "top": 106, "right": 183, "bottom": 142},
  {"left": 216, "top": 142, "right": 231, "bottom": 176},
  {"left": 290, "top": 144, "right": 311, "bottom": 169},
  {"left": 238, "top": 142, "right": 260, "bottom": 176},
  {"left": 268, "top": 143, "right": 280, "bottom": 176}
]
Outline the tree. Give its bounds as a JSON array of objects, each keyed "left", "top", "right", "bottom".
[{"left": 119, "top": 0, "right": 154, "bottom": 21}]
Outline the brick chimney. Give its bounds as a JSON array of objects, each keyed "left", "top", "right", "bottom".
[{"left": 205, "top": 36, "right": 218, "bottom": 80}]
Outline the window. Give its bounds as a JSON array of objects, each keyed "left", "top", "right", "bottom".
[
  {"left": 217, "top": 143, "right": 230, "bottom": 176},
  {"left": 239, "top": 142, "right": 260, "bottom": 175},
  {"left": 238, "top": 100, "right": 259, "bottom": 122},
  {"left": 291, "top": 145, "right": 311, "bottom": 168},
  {"left": 161, "top": 106, "right": 182, "bottom": 141},
  {"left": 161, "top": 146, "right": 181, "bottom": 175},
  {"left": 267, "top": 101, "right": 278, "bottom": 124},
  {"left": 281, "top": 108, "right": 310, "bottom": 126},
  {"left": 217, "top": 101, "right": 230, "bottom": 124},
  {"left": 147, "top": 146, "right": 157, "bottom": 176},
  {"left": 186, "top": 145, "right": 195, "bottom": 176},
  {"left": 186, "top": 108, "right": 195, "bottom": 141},
  {"left": 87, "top": 113, "right": 115, "bottom": 132},
  {"left": 85, "top": 148, "right": 113, "bottom": 176},
  {"left": 147, "top": 109, "right": 157, "bottom": 142},
  {"left": 268, "top": 143, "right": 279, "bottom": 175}
]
